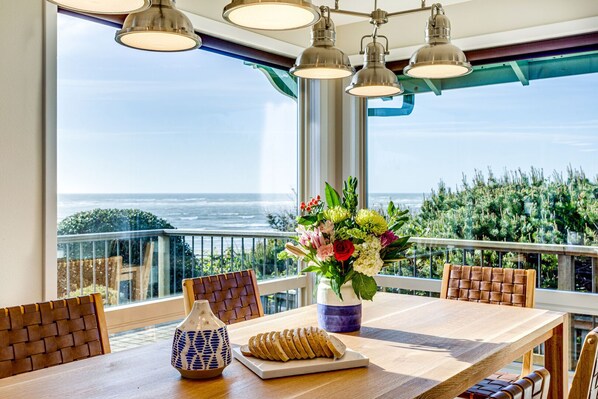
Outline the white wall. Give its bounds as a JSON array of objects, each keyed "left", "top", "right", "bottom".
[{"left": 0, "top": 2, "right": 48, "bottom": 307}]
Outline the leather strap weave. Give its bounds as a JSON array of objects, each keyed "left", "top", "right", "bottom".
[
  {"left": 185, "top": 270, "right": 263, "bottom": 324},
  {"left": 0, "top": 295, "right": 107, "bottom": 379},
  {"left": 445, "top": 265, "right": 528, "bottom": 306}
]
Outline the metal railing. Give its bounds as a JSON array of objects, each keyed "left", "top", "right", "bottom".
[
  {"left": 57, "top": 230, "right": 598, "bottom": 367},
  {"left": 57, "top": 229, "right": 303, "bottom": 315}
]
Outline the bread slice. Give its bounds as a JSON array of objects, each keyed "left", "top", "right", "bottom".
[
  {"left": 265, "top": 331, "right": 281, "bottom": 361},
  {"left": 257, "top": 333, "right": 274, "bottom": 360},
  {"left": 283, "top": 329, "right": 301, "bottom": 360},
  {"left": 277, "top": 331, "right": 295, "bottom": 360},
  {"left": 298, "top": 328, "right": 316, "bottom": 359},
  {"left": 305, "top": 327, "right": 323, "bottom": 357},
  {"left": 248, "top": 336, "right": 262, "bottom": 358},
  {"left": 270, "top": 331, "right": 290, "bottom": 362},
  {"left": 316, "top": 329, "right": 334, "bottom": 358},
  {"left": 240, "top": 344, "right": 253, "bottom": 357},
  {"left": 326, "top": 334, "right": 347, "bottom": 359},
  {"left": 291, "top": 328, "right": 309, "bottom": 359}
]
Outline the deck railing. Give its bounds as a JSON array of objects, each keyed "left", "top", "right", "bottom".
[{"left": 57, "top": 229, "right": 598, "bottom": 367}]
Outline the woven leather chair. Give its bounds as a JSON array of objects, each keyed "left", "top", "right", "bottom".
[
  {"left": 569, "top": 326, "right": 598, "bottom": 399},
  {"left": 182, "top": 269, "right": 264, "bottom": 324},
  {"left": 440, "top": 264, "right": 536, "bottom": 399},
  {"left": 489, "top": 368, "right": 550, "bottom": 399},
  {"left": 0, "top": 293, "right": 110, "bottom": 379}
]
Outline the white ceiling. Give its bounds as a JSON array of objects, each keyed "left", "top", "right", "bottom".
[{"left": 178, "top": 0, "right": 598, "bottom": 66}]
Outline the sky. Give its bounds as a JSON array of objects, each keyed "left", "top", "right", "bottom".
[
  {"left": 57, "top": 14, "right": 297, "bottom": 194},
  {"left": 57, "top": 13, "right": 598, "bottom": 196},
  {"left": 368, "top": 71, "right": 598, "bottom": 193}
]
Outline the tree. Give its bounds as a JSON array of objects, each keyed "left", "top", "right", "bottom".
[{"left": 397, "top": 167, "right": 598, "bottom": 290}]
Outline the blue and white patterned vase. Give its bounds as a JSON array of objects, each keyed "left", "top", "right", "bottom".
[
  {"left": 171, "top": 299, "right": 232, "bottom": 379},
  {"left": 317, "top": 278, "right": 362, "bottom": 333}
]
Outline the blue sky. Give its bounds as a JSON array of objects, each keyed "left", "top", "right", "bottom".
[
  {"left": 368, "top": 70, "right": 598, "bottom": 193},
  {"left": 57, "top": 14, "right": 297, "bottom": 194},
  {"left": 58, "top": 13, "right": 598, "bottom": 195}
]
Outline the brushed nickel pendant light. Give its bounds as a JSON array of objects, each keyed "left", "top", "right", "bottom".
[
  {"left": 46, "top": 0, "right": 150, "bottom": 14},
  {"left": 115, "top": 0, "right": 202, "bottom": 52},
  {"left": 345, "top": 40, "right": 403, "bottom": 98},
  {"left": 290, "top": 6, "right": 354, "bottom": 79},
  {"left": 404, "top": 3, "right": 472, "bottom": 79},
  {"left": 345, "top": 9, "right": 402, "bottom": 98},
  {"left": 222, "top": 0, "right": 320, "bottom": 31}
]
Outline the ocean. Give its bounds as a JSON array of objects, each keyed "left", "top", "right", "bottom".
[{"left": 58, "top": 193, "right": 425, "bottom": 231}]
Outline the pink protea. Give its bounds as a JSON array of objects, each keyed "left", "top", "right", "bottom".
[
  {"left": 316, "top": 243, "right": 334, "bottom": 261},
  {"left": 380, "top": 230, "right": 399, "bottom": 248}
]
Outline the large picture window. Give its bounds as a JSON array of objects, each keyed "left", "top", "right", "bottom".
[{"left": 56, "top": 14, "right": 298, "bottom": 309}]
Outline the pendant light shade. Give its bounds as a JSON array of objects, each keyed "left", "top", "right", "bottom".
[
  {"left": 46, "top": 0, "right": 150, "bottom": 14},
  {"left": 115, "top": 0, "right": 202, "bottom": 52},
  {"left": 222, "top": 0, "right": 320, "bottom": 31},
  {"left": 290, "top": 7, "right": 354, "bottom": 79},
  {"left": 404, "top": 3, "right": 472, "bottom": 79},
  {"left": 346, "top": 41, "right": 403, "bottom": 98}
]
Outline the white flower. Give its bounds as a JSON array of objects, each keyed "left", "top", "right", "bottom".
[{"left": 352, "top": 236, "right": 384, "bottom": 277}]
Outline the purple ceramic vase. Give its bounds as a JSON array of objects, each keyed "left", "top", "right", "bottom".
[{"left": 317, "top": 278, "right": 362, "bottom": 333}]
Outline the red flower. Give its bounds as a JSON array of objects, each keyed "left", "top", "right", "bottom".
[{"left": 333, "top": 240, "right": 355, "bottom": 262}]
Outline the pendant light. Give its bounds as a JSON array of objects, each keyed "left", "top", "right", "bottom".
[
  {"left": 46, "top": 0, "right": 150, "bottom": 14},
  {"left": 345, "top": 40, "right": 403, "bottom": 98},
  {"left": 115, "top": 0, "right": 202, "bottom": 52},
  {"left": 222, "top": 0, "right": 320, "bottom": 31},
  {"left": 290, "top": 6, "right": 354, "bottom": 80},
  {"left": 346, "top": 8, "right": 402, "bottom": 98},
  {"left": 404, "top": 3, "right": 472, "bottom": 79}
]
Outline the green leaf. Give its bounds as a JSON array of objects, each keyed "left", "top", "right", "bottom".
[
  {"left": 297, "top": 215, "right": 317, "bottom": 226},
  {"left": 387, "top": 236, "right": 410, "bottom": 249},
  {"left": 330, "top": 277, "right": 343, "bottom": 300},
  {"left": 387, "top": 201, "right": 396, "bottom": 216},
  {"left": 301, "top": 265, "right": 321, "bottom": 273},
  {"left": 325, "top": 183, "right": 341, "bottom": 208},
  {"left": 351, "top": 273, "right": 378, "bottom": 301}
]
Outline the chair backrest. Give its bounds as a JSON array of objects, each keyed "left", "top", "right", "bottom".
[
  {"left": 489, "top": 368, "right": 550, "bottom": 399},
  {"left": 569, "top": 327, "right": 598, "bottom": 399},
  {"left": 0, "top": 293, "right": 110, "bottom": 379},
  {"left": 182, "top": 270, "right": 264, "bottom": 324},
  {"left": 441, "top": 264, "right": 537, "bottom": 375},
  {"left": 441, "top": 264, "right": 536, "bottom": 308}
]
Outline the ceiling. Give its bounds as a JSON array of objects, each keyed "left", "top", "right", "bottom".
[{"left": 178, "top": 0, "right": 598, "bottom": 66}]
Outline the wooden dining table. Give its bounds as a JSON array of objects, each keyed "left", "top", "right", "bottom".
[{"left": 0, "top": 293, "right": 568, "bottom": 399}]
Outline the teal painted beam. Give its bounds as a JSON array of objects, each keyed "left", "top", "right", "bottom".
[
  {"left": 397, "top": 50, "right": 598, "bottom": 96},
  {"left": 368, "top": 95, "right": 415, "bottom": 117},
  {"left": 509, "top": 61, "right": 530, "bottom": 86},
  {"left": 423, "top": 78, "right": 442, "bottom": 95},
  {"left": 245, "top": 62, "right": 298, "bottom": 100}
]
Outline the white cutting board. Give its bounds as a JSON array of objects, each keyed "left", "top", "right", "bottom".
[{"left": 232, "top": 346, "right": 369, "bottom": 379}]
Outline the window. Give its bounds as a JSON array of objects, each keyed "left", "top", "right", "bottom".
[{"left": 56, "top": 14, "right": 298, "bottom": 307}]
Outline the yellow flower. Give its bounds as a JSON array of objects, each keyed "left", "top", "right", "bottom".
[
  {"left": 355, "top": 209, "right": 388, "bottom": 235},
  {"left": 323, "top": 206, "right": 351, "bottom": 223}
]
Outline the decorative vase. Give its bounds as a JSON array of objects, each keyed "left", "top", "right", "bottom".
[
  {"left": 317, "top": 278, "right": 362, "bottom": 333},
  {"left": 171, "top": 299, "right": 232, "bottom": 379}
]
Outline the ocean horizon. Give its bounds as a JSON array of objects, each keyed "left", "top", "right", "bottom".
[{"left": 58, "top": 193, "right": 426, "bottom": 231}]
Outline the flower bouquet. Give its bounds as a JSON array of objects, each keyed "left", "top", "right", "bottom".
[{"left": 280, "top": 176, "right": 411, "bottom": 301}]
